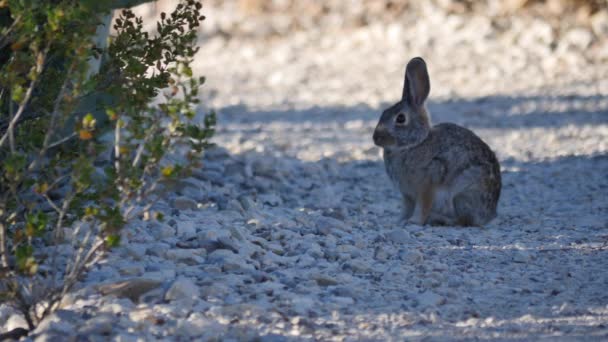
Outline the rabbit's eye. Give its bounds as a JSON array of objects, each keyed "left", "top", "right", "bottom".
[{"left": 395, "top": 113, "right": 407, "bottom": 124}]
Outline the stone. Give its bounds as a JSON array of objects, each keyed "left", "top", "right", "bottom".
[
  {"left": 560, "top": 28, "right": 593, "bottom": 50},
  {"left": 314, "top": 215, "right": 351, "bottom": 235},
  {"left": 79, "top": 313, "right": 116, "bottom": 335},
  {"left": 165, "top": 277, "right": 200, "bottom": 301},
  {"left": 207, "top": 249, "right": 254, "bottom": 271},
  {"left": 97, "top": 278, "right": 162, "bottom": 302},
  {"left": 118, "top": 263, "right": 145, "bottom": 276},
  {"left": 399, "top": 249, "right": 424, "bottom": 264},
  {"left": 343, "top": 259, "right": 371, "bottom": 273},
  {"left": 165, "top": 248, "right": 206, "bottom": 265},
  {"left": 149, "top": 222, "right": 175, "bottom": 239},
  {"left": 416, "top": 291, "right": 446, "bottom": 308},
  {"left": 146, "top": 242, "right": 171, "bottom": 257},
  {"left": 312, "top": 273, "right": 339, "bottom": 286},
  {"left": 5, "top": 313, "right": 29, "bottom": 332},
  {"left": 173, "top": 196, "right": 198, "bottom": 211},
  {"left": 385, "top": 229, "right": 411, "bottom": 244},
  {"left": 124, "top": 243, "right": 147, "bottom": 260},
  {"left": 176, "top": 221, "right": 197, "bottom": 240},
  {"left": 258, "top": 193, "right": 282, "bottom": 206},
  {"left": 591, "top": 10, "right": 608, "bottom": 37},
  {"left": 142, "top": 268, "right": 176, "bottom": 282}
]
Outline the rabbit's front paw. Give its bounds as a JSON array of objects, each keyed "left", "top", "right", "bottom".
[{"left": 409, "top": 216, "right": 426, "bottom": 226}]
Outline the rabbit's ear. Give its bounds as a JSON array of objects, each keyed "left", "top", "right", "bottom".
[{"left": 402, "top": 57, "right": 430, "bottom": 107}]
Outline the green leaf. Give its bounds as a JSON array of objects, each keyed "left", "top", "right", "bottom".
[
  {"left": 25, "top": 211, "right": 48, "bottom": 237},
  {"left": 105, "top": 234, "right": 121, "bottom": 248}
]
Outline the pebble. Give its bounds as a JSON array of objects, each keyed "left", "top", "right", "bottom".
[
  {"left": 385, "top": 229, "right": 411, "bottom": 244},
  {"left": 165, "top": 248, "right": 206, "bottom": 265},
  {"left": 172, "top": 196, "right": 199, "bottom": 211},
  {"left": 165, "top": 278, "right": 200, "bottom": 301},
  {"left": 176, "top": 221, "right": 198, "bottom": 240},
  {"left": 207, "top": 249, "right": 254, "bottom": 271},
  {"left": 96, "top": 278, "right": 163, "bottom": 302}
]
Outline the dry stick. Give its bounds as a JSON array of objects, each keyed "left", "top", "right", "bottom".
[
  {"left": 0, "top": 46, "right": 48, "bottom": 149},
  {"left": 8, "top": 93, "right": 15, "bottom": 153},
  {"left": 10, "top": 281, "right": 35, "bottom": 330},
  {"left": 0, "top": 222, "right": 8, "bottom": 269},
  {"left": 48, "top": 193, "right": 75, "bottom": 290},
  {"left": 47, "top": 133, "right": 76, "bottom": 150},
  {"left": 0, "top": 191, "right": 9, "bottom": 268}
]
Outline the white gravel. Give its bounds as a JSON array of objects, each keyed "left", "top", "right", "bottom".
[{"left": 2, "top": 2, "right": 608, "bottom": 341}]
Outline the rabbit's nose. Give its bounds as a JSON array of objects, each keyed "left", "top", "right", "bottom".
[{"left": 373, "top": 128, "right": 387, "bottom": 146}]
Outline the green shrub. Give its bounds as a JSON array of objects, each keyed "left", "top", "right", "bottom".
[{"left": 0, "top": 0, "right": 214, "bottom": 333}]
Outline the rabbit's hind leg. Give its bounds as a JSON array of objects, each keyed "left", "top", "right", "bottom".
[
  {"left": 399, "top": 195, "right": 415, "bottom": 224},
  {"left": 453, "top": 189, "right": 494, "bottom": 227},
  {"left": 427, "top": 186, "right": 456, "bottom": 226}
]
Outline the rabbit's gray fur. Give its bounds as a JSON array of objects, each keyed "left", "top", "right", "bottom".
[{"left": 373, "top": 57, "right": 501, "bottom": 226}]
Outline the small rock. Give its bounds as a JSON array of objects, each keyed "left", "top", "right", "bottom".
[
  {"left": 146, "top": 242, "right": 171, "bottom": 257},
  {"left": 204, "top": 146, "right": 231, "bottom": 161},
  {"left": 332, "top": 296, "right": 355, "bottom": 306},
  {"left": 314, "top": 215, "right": 351, "bottom": 235},
  {"left": 343, "top": 260, "right": 371, "bottom": 273},
  {"left": 385, "top": 229, "right": 411, "bottom": 244},
  {"left": 97, "top": 278, "right": 162, "bottom": 302},
  {"left": 165, "top": 277, "right": 200, "bottom": 301},
  {"left": 33, "top": 310, "right": 81, "bottom": 341},
  {"left": 560, "top": 28, "right": 593, "bottom": 50},
  {"left": 118, "top": 263, "right": 145, "bottom": 276},
  {"left": 258, "top": 193, "right": 282, "bottom": 206},
  {"left": 238, "top": 196, "right": 255, "bottom": 211},
  {"left": 177, "top": 221, "right": 197, "bottom": 240},
  {"left": 149, "top": 222, "right": 175, "bottom": 239},
  {"left": 166, "top": 249, "right": 206, "bottom": 265},
  {"left": 79, "top": 313, "right": 116, "bottom": 335},
  {"left": 512, "top": 250, "right": 530, "bottom": 263},
  {"left": 173, "top": 196, "right": 198, "bottom": 211},
  {"left": 399, "top": 249, "right": 424, "bottom": 264},
  {"left": 312, "top": 274, "right": 339, "bottom": 286},
  {"left": 591, "top": 10, "right": 608, "bottom": 37},
  {"left": 142, "top": 268, "right": 176, "bottom": 281},
  {"left": 207, "top": 249, "right": 254, "bottom": 271},
  {"left": 5, "top": 312, "right": 28, "bottom": 333},
  {"left": 416, "top": 291, "right": 446, "bottom": 308},
  {"left": 124, "top": 243, "right": 147, "bottom": 260},
  {"left": 252, "top": 158, "right": 276, "bottom": 178}
]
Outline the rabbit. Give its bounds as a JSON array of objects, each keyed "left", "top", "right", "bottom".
[{"left": 372, "top": 57, "right": 501, "bottom": 226}]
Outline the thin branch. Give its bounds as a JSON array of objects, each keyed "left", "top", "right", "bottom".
[
  {"left": 8, "top": 90, "right": 15, "bottom": 153},
  {"left": 0, "top": 15, "right": 21, "bottom": 50},
  {"left": 0, "top": 45, "right": 49, "bottom": 149},
  {"left": 47, "top": 133, "right": 76, "bottom": 150},
  {"left": 43, "top": 194, "right": 62, "bottom": 215},
  {"left": 0, "top": 220, "right": 8, "bottom": 269}
]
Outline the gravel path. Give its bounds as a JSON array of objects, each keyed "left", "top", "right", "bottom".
[{"left": 2, "top": 2, "right": 608, "bottom": 341}]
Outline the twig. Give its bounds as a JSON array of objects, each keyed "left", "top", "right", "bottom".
[
  {"left": 0, "top": 45, "right": 49, "bottom": 149},
  {"left": 47, "top": 133, "right": 76, "bottom": 150},
  {"left": 42, "top": 195, "right": 61, "bottom": 215},
  {"left": 0, "top": 15, "right": 21, "bottom": 50},
  {"left": 0, "top": 222, "right": 8, "bottom": 269}
]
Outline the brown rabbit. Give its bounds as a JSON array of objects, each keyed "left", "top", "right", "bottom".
[{"left": 373, "top": 57, "right": 501, "bottom": 226}]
